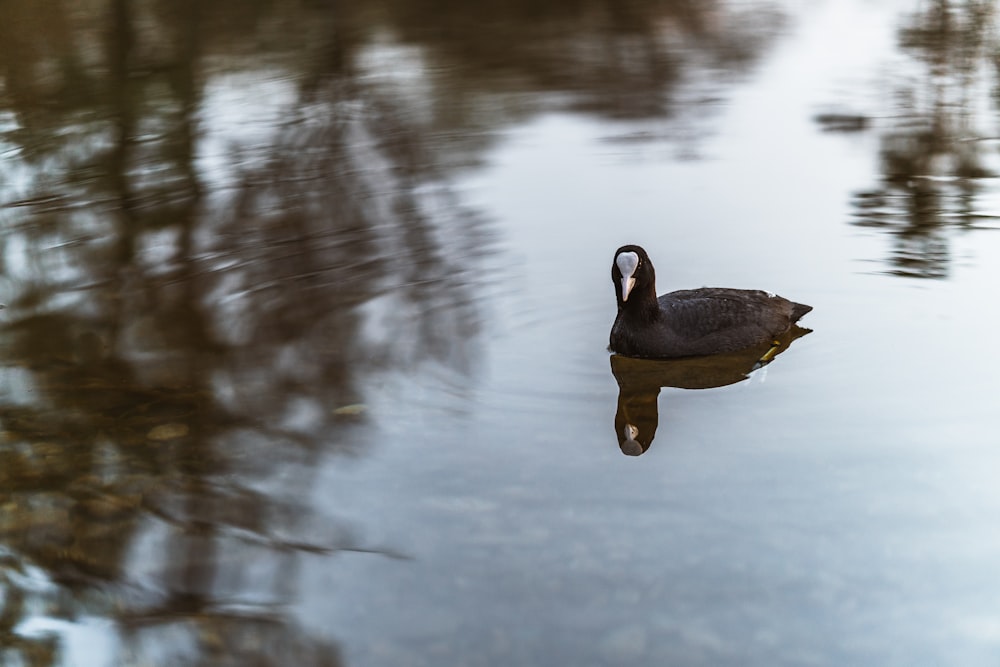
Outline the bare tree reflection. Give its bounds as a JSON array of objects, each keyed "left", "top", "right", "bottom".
[
  {"left": 849, "top": 0, "right": 998, "bottom": 279},
  {"left": 0, "top": 0, "right": 488, "bottom": 664},
  {"left": 378, "top": 0, "right": 784, "bottom": 121},
  {"left": 0, "top": 0, "right": 788, "bottom": 664}
]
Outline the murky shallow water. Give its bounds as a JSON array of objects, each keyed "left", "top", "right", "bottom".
[{"left": 2, "top": 0, "right": 1000, "bottom": 665}]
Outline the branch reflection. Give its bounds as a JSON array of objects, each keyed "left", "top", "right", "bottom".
[
  {"left": 611, "top": 326, "right": 810, "bottom": 456},
  {"left": 0, "top": 2, "right": 484, "bottom": 665},
  {"left": 849, "top": 0, "right": 999, "bottom": 279},
  {"left": 0, "top": 0, "right": 790, "bottom": 664}
]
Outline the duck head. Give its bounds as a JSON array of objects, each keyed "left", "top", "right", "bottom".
[{"left": 612, "top": 244, "right": 655, "bottom": 308}]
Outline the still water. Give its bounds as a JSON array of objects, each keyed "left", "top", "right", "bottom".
[{"left": 2, "top": 0, "right": 1000, "bottom": 665}]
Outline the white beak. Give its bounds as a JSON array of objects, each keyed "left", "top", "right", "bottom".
[
  {"left": 621, "top": 276, "right": 636, "bottom": 302},
  {"left": 616, "top": 251, "right": 639, "bottom": 302}
]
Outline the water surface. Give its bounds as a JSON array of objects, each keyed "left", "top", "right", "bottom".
[{"left": 2, "top": 0, "right": 1000, "bottom": 665}]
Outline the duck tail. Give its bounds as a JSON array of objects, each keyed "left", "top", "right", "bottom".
[{"left": 791, "top": 302, "right": 813, "bottom": 322}]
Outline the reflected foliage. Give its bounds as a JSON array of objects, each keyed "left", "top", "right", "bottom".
[
  {"left": 378, "top": 0, "right": 784, "bottom": 121},
  {"left": 849, "top": 0, "right": 1000, "bottom": 278},
  {"left": 0, "top": 0, "right": 788, "bottom": 664},
  {"left": 611, "top": 327, "right": 809, "bottom": 456},
  {"left": 0, "top": 0, "right": 483, "bottom": 665}
]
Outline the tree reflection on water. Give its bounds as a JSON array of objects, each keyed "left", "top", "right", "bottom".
[
  {"left": 0, "top": 0, "right": 781, "bottom": 664},
  {"left": 851, "top": 0, "right": 999, "bottom": 279}
]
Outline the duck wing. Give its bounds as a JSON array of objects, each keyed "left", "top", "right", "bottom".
[{"left": 658, "top": 288, "right": 805, "bottom": 354}]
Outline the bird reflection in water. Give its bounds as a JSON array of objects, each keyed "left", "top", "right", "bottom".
[{"left": 611, "top": 325, "right": 811, "bottom": 455}]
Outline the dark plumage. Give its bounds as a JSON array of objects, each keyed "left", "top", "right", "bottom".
[{"left": 610, "top": 244, "right": 812, "bottom": 359}]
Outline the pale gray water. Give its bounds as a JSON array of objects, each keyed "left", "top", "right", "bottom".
[{"left": 1, "top": 0, "right": 999, "bottom": 665}]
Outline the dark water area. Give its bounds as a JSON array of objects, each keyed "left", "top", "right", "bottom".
[{"left": 2, "top": 1, "right": 1000, "bottom": 665}]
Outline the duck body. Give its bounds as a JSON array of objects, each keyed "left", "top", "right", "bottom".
[{"left": 610, "top": 245, "right": 812, "bottom": 359}]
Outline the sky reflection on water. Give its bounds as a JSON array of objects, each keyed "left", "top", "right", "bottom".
[{"left": 1, "top": 0, "right": 1000, "bottom": 665}]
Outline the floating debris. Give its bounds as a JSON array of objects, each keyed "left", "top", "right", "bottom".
[
  {"left": 814, "top": 112, "right": 870, "bottom": 133},
  {"left": 333, "top": 404, "right": 367, "bottom": 417},
  {"left": 146, "top": 423, "right": 190, "bottom": 441}
]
